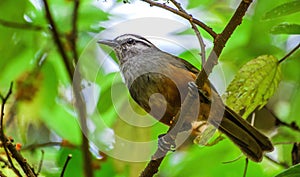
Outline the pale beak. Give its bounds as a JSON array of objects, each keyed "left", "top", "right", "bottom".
[{"left": 97, "top": 39, "right": 119, "bottom": 48}]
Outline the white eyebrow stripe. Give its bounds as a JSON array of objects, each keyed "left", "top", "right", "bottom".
[{"left": 115, "top": 34, "right": 153, "bottom": 46}]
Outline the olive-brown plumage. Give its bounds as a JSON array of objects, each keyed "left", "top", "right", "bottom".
[{"left": 98, "top": 34, "right": 273, "bottom": 162}]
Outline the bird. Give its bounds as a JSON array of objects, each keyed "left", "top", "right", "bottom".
[{"left": 98, "top": 34, "right": 274, "bottom": 162}]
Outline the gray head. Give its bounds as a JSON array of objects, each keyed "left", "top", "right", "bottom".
[{"left": 98, "top": 34, "right": 158, "bottom": 64}]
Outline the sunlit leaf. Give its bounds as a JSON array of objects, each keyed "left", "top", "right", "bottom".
[
  {"left": 78, "top": 3, "right": 109, "bottom": 32},
  {"left": 37, "top": 62, "right": 81, "bottom": 145},
  {"left": 270, "top": 23, "right": 300, "bottom": 34},
  {"left": 224, "top": 55, "right": 281, "bottom": 118},
  {"left": 263, "top": 1, "right": 300, "bottom": 20},
  {"left": 275, "top": 164, "right": 300, "bottom": 177},
  {"left": 41, "top": 103, "right": 81, "bottom": 145}
]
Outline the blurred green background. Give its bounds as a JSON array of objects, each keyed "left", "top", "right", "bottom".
[{"left": 0, "top": 0, "right": 299, "bottom": 176}]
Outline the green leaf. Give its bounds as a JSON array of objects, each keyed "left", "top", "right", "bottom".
[
  {"left": 270, "top": 23, "right": 300, "bottom": 34},
  {"left": 178, "top": 49, "right": 202, "bottom": 70},
  {"left": 224, "top": 55, "right": 281, "bottom": 118},
  {"left": 187, "top": 0, "right": 206, "bottom": 9},
  {"left": 78, "top": 3, "right": 109, "bottom": 32},
  {"left": 263, "top": 1, "right": 300, "bottom": 20},
  {"left": 275, "top": 164, "right": 300, "bottom": 177},
  {"left": 41, "top": 103, "right": 82, "bottom": 145}
]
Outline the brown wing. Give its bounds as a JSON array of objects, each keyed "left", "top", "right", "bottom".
[{"left": 163, "top": 51, "right": 200, "bottom": 74}]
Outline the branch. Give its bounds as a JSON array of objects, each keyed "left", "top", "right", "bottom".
[
  {"left": 0, "top": 83, "right": 21, "bottom": 176},
  {"left": 140, "top": 157, "right": 164, "bottom": 177},
  {"left": 169, "top": 0, "right": 206, "bottom": 67},
  {"left": 140, "top": 83, "right": 199, "bottom": 177},
  {"left": 279, "top": 42, "right": 300, "bottom": 63},
  {"left": 243, "top": 158, "right": 249, "bottom": 177},
  {"left": 37, "top": 150, "right": 44, "bottom": 175},
  {"left": 22, "top": 141, "right": 76, "bottom": 151},
  {"left": 292, "top": 142, "right": 300, "bottom": 165},
  {"left": 60, "top": 154, "right": 72, "bottom": 177},
  {"left": 141, "top": 0, "right": 217, "bottom": 39},
  {"left": 70, "top": 0, "right": 80, "bottom": 63},
  {"left": 73, "top": 73, "right": 94, "bottom": 177},
  {"left": 7, "top": 141, "right": 36, "bottom": 176},
  {"left": 22, "top": 142, "right": 64, "bottom": 151},
  {"left": 41, "top": 0, "right": 74, "bottom": 78},
  {"left": 196, "top": 0, "right": 253, "bottom": 87},
  {"left": 0, "top": 83, "right": 36, "bottom": 177},
  {"left": 265, "top": 107, "right": 300, "bottom": 133},
  {"left": 42, "top": 1, "right": 94, "bottom": 176},
  {"left": 70, "top": 1, "right": 95, "bottom": 175},
  {"left": 0, "top": 18, "right": 44, "bottom": 31},
  {"left": 140, "top": 1, "right": 253, "bottom": 176}
]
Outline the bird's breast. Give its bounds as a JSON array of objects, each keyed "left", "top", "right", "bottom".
[{"left": 120, "top": 57, "right": 197, "bottom": 125}]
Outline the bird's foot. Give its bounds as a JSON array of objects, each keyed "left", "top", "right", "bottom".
[{"left": 157, "top": 133, "right": 176, "bottom": 152}]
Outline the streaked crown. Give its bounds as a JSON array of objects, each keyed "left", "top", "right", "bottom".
[{"left": 98, "top": 34, "right": 158, "bottom": 62}]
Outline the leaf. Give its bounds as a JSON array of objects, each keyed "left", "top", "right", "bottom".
[
  {"left": 41, "top": 103, "right": 82, "bottom": 145},
  {"left": 224, "top": 55, "right": 281, "bottom": 118},
  {"left": 275, "top": 164, "right": 300, "bottom": 177},
  {"left": 270, "top": 23, "right": 300, "bottom": 34},
  {"left": 178, "top": 49, "right": 202, "bottom": 69},
  {"left": 78, "top": 3, "right": 109, "bottom": 32},
  {"left": 263, "top": 1, "right": 300, "bottom": 20}
]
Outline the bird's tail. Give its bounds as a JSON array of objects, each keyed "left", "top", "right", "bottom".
[{"left": 211, "top": 106, "right": 274, "bottom": 162}]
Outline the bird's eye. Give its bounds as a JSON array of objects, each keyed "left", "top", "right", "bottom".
[{"left": 127, "top": 38, "right": 135, "bottom": 45}]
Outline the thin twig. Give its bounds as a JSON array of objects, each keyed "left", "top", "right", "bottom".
[
  {"left": 60, "top": 154, "right": 72, "bottom": 177},
  {"left": 37, "top": 150, "right": 45, "bottom": 175},
  {"left": 169, "top": 0, "right": 206, "bottom": 67},
  {"left": 222, "top": 154, "right": 243, "bottom": 164},
  {"left": 22, "top": 142, "right": 64, "bottom": 151},
  {"left": 196, "top": 0, "right": 253, "bottom": 88},
  {"left": 141, "top": 0, "right": 217, "bottom": 39},
  {"left": 69, "top": 8, "right": 95, "bottom": 175},
  {"left": 292, "top": 142, "right": 300, "bottom": 165},
  {"left": 243, "top": 158, "right": 248, "bottom": 177},
  {"left": 140, "top": 1, "right": 253, "bottom": 176},
  {"left": 41, "top": 0, "right": 74, "bottom": 77},
  {"left": 42, "top": 1, "right": 94, "bottom": 176},
  {"left": 73, "top": 73, "right": 94, "bottom": 177},
  {"left": 70, "top": 0, "right": 80, "bottom": 63},
  {"left": 1, "top": 83, "right": 37, "bottom": 176},
  {"left": 0, "top": 18, "right": 44, "bottom": 31},
  {"left": 0, "top": 83, "right": 21, "bottom": 176},
  {"left": 279, "top": 42, "right": 300, "bottom": 63},
  {"left": 6, "top": 135, "right": 37, "bottom": 176},
  {"left": 265, "top": 107, "right": 300, "bottom": 133}
]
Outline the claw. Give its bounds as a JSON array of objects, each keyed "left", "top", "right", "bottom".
[{"left": 158, "top": 133, "right": 176, "bottom": 152}]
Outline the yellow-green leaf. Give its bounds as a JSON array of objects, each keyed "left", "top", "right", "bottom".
[{"left": 224, "top": 55, "right": 281, "bottom": 118}]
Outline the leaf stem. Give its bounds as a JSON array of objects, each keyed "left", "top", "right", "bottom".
[{"left": 279, "top": 42, "right": 300, "bottom": 64}]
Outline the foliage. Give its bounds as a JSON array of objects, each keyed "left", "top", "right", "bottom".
[
  {"left": 275, "top": 164, "right": 300, "bottom": 177},
  {"left": 0, "top": 0, "right": 299, "bottom": 177},
  {"left": 224, "top": 55, "right": 281, "bottom": 118}
]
